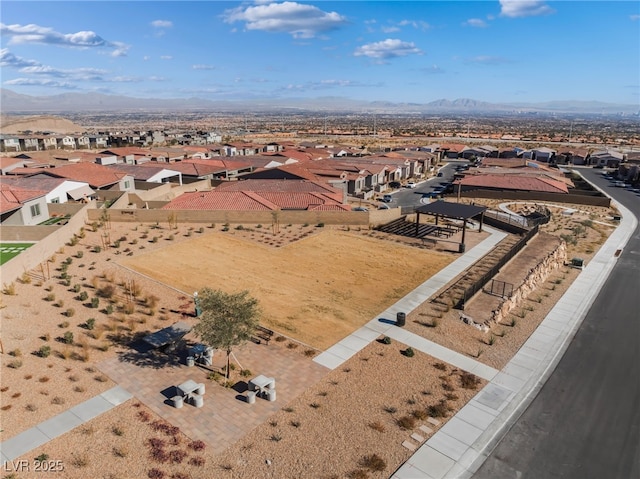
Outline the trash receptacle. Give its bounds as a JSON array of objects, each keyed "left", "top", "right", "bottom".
[
  {"left": 186, "top": 356, "right": 195, "bottom": 367},
  {"left": 459, "top": 243, "right": 466, "bottom": 253},
  {"left": 396, "top": 312, "right": 406, "bottom": 327}
]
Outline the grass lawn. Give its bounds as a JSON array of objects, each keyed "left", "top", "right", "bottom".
[{"left": 0, "top": 242, "right": 34, "bottom": 265}]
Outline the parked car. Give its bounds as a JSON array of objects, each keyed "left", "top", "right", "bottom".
[
  {"left": 380, "top": 194, "right": 393, "bottom": 203},
  {"left": 405, "top": 181, "right": 417, "bottom": 188},
  {"left": 436, "top": 172, "right": 444, "bottom": 177},
  {"left": 378, "top": 203, "right": 390, "bottom": 210},
  {"left": 389, "top": 181, "right": 402, "bottom": 189},
  {"left": 353, "top": 206, "right": 369, "bottom": 211},
  {"left": 423, "top": 191, "right": 440, "bottom": 198}
]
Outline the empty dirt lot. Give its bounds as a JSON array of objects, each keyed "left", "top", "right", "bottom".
[{"left": 119, "top": 229, "right": 453, "bottom": 350}]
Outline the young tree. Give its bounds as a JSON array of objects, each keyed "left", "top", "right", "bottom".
[{"left": 193, "top": 288, "right": 260, "bottom": 379}]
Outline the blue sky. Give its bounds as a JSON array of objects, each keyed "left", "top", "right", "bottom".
[{"left": 1, "top": 1, "right": 639, "bottom": 105}]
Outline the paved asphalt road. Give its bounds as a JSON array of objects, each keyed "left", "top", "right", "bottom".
[
  {"left": 389, "top": 160, "right": 466, "bottom": 209},
  {"left": 474, "top": 168, "right": 640, "bottom": 479}
]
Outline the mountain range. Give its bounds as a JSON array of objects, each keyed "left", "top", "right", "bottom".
[{"left": 1, "top": 89, "right": 637, "bottom": 115}]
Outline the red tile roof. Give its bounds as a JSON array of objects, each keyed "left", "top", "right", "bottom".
[
  {"left": 162, "top": 191, "right": 278, "bottom": 211},
  {"left": 0, "top": 183, "right": 46, "bottom": 214},
  {"left": 456, "top": 174, "right": 569, "bottom": 193},
  {"left": 41, "top": 163, "right": 127, "bottom": 188}
]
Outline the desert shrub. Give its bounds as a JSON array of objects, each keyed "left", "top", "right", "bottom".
[
  {"left": 381, "top": 335, "right": 392, "bottom": 344},
  {"left": 51, "top": 396, "right": 65, "bottom": 405},
  {"left": 147, "top": 469, "right": 165, "bottom": 479},
  {"left": 65, "top": 308, "right": 75, "bottom": 317},
  {"left": 113, "top": 446, "right": 128, "bottom": 458},
  {"left": 45, "top": 293, "right": 56, "bottom": 302},
  {"left": 188, "top": 457, "right": 205, "bottom": 467},
  {"left": 396, "top": 415, "right": 416, "bottom": 430},
  {"left": 97, "top": 284, "right": 115, "bottom": 298},
  {"left": 460, "top": 372, "right": 481, "bottom": 389},
  {"left": 7, "top": 360, "right": 23, "bottom": 369},
  {"left": 2, "top": 282, "right": 17, "bottom": 295},
  {"left": 85, "top": 318, "right": 96, "bottom": 330},
  {"left": 91, "top": 297, "right": 100, "bottom": 309},
  {"left": 412, "top": 409, "right": 429, "bottom": 420},
  {"left": 360, "top": 454, "right": 386, "bottom": 472},
  {"left": 76, "top": 250, "right": 84, "bottom": 259},
  {"left": 402, "top": 347, "right": 415, "bottom": 357},
  {"left": 92, "top": 246, "right": 102, "bottom": 253},
  {"left": 20, "top": 272, "right": 32, "bottom": 284},
  {"left": 188, "top": 440, "right": 206, "bottom": 452},
  {"left": 8, "top": 349, "right": 22, "bottom": 357},
  {"left": 168, "top": 450, "right": 187, "bottom": 464},
  {"left": 428, "top": 400, "right": 449, "bottom": 418},
  {"left": 58, "top": 321, "right": 70, "bottom": 328},
  {"left": 383, "top": 405, "right": 397, "bottom": 414},
  {"left": 105, "top": 304, "right": 114, "bottom": 315},
  {"left": 368, "top": 421, "right": 385, "bottom": 432},
  {"left": 63, "top": 331, "right": 74, "bottom": 344},
  {"left": 37, "top": 345, "right": 51, "bottom": 358}
]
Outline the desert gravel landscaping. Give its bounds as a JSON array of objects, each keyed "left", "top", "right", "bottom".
[{"left": 0, "top": 200, "right": 618, "bottom": 479}]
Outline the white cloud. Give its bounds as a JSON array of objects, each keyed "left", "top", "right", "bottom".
[
  {"left": 4, "top": 77, "right": 77, "bottom": 89},
  {"left": 151, "top": 20, "right": 173, "bottom": 28},
  {"left": 499, "top": 1, "right": 554, "bottom": 18},
  {"left": 398, "top": 20, "right": 431, "bottom": 31},
  {"left": 631, "top": 14, "right": 640, "bottom": 21},
  {"left": 381, "top": 26, "right": 400, "bottom": 33},
  {"left": 0, "top": 23, "right": 130, "bottom": 56},
  {"left": 223, "top": 1, "right": 348, "bottom": 39},
  {"left": 160, "top": 55, "right": 173, "bottom": 60},
  {"left": 354, "top": 39, "right": 422, "bottom": 60},
  {"left": 192, "top": 64, "right": 215, "bottom": 70},
  {"left": 464, "top": 18, "right": 488, "bottom": 28},
  {"left": 0, "top": 48, "right": 40, "bottom": 68}
]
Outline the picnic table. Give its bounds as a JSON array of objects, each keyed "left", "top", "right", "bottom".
[
  {"left": 248, "top": 375, "right": 276, "bottom": 402},
  {"left": 142, "top": 321, "right": 191, "bottom": 350}
]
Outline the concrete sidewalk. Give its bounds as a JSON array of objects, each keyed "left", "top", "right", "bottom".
[
  {"left": 392, "top": 199, "right": 637, "bottom": 479},
  {"left": 0, "top": 386, "right": 132, "bottom": 465}
]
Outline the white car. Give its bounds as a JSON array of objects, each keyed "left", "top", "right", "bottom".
[{"left": 405, "top": 181, "right": 417, "bottom": 188}]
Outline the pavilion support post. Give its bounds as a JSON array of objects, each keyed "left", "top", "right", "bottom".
[
  {"left": 479, "top": 212, "right": 484, "bottom": 232},
  {"left": 461, "top": 219, "right": 467, "bottom": 252},
  {"left": 415, "top": 212, "right": 420, "bottom": 237},
  {"left": 435, "top": 214, "right": 439, "bottom": 226}
]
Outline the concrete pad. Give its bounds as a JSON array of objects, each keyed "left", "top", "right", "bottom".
[
  {"left": 392, "top": 463, "right": 438, "bottom": 479},
  {"left": 37, "top": 412, "right": 84, "bottom": 440},
  {"left": 490, "top": 372, "right": 526, "bottom": 394},
  {"left": 502, "top": 361, "right": 535, "bottom": 381},
  {"left": 402, "top": 440, "right": 417, "bottom": 451},
  {"left": 405, "top": 445, "right": 455, "bottom": 479},
  {"left": 475, "top": 383, "right": 512, "bottom": 411},
  {"left": 338, "top": 334, "right": 370, "bottom": 353},
  {"left": 509, "top": 353, "right": 541, "bottom": 373},
  {"left": 429, "top": 431, "right": 471, "bottom": 461},
  {"left": 351, "top": 326, "right": 383, "bottom": 342},
  {"left": 411, "top": 433, "right": 425, "bottom": 443},
  {"left": 313, "top": 351, "right": 346, "bottom": 370},
  {"left": 0, "top": 428, "right": 49, "bottom": 460},
  {"left": 455, "top": 403, "right": 498, "bottom": 430},
  {"left": 100, "top": 385, "right": 133, "bottom": 406},
  {"left": 322, "top": 342, "right": 358, "bottom": 361},
  {"left": 427, "top": 417, "right": 441, "bottom": 426},
  {"left": 69, "top": 395, "right": 114, "bottom": 422},
  {"left": 439, "top": 416, "right": 484, "bottom": 447},
  {"left": 419, "top": 425, "right": 434, "bottom": 435}
]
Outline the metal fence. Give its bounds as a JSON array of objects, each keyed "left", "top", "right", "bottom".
[{"left": 454, "top": 224, "right": 539, "bottom": 310}]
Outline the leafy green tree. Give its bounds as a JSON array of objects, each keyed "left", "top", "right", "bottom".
[{"left": 193, "top": 288, "right": 260, "bottom": 379}]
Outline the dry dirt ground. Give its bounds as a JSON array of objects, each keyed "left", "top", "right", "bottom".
[
  {"left": 117, "top": 226, "right": 453, "bottom": 350},
  {"left": 0, "top": 201, "right": 617, "bottom": 479}
]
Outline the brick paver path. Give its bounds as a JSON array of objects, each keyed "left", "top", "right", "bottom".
[{"left": 98, "top": 341, "right": 328, "bottom": 455}]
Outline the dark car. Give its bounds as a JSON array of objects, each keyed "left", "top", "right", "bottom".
[
  {"left": 436, "top": 172, "right": 444, "bottom": 177},
  {"left": 389, "top": 181, "right": 401, "bottom": 189}
]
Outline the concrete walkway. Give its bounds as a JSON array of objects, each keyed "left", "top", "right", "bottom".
[
  {"left": 392, "top": 198, "right": 637, "bottom": 479},
  {"left": 0, "top": 386, "right": 132, "bottom": 465},
  {"left": 314, "top": 225, "right": 507, "bottom": 381}
]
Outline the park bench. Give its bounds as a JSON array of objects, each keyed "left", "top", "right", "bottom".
[{"left": 252, "top": 325, "right": 274, "bottom": 345}]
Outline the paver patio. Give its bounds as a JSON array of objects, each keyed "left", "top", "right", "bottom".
[{"left": 98, "top": 340, "right": 329, "bottom": 455}]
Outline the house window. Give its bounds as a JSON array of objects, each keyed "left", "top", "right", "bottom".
[
  {"left": 30, "top": 203, "right": 41, "bottom": 217},
  {"left": 51, "top": 197, "right": 60, "bottom": 203},
  {"left": 124, "top": 181, "right": 131, "bottom": 189}
]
